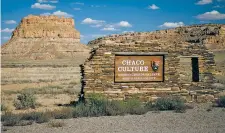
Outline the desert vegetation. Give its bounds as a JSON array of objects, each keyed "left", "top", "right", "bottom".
[{"left": 1, "top": 94, "right": 191, "bottom": 127}]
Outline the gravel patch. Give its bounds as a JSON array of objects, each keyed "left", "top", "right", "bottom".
[{"left": 3, "top": 103, "right": 225, "bottom": 133}]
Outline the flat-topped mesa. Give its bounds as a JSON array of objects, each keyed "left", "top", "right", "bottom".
[
  {"left": 2, "top": 15, "right": 90, "bottom": 60},
  {"left": 12, "top": 15, "right": 80, "bottom": 39},
  {"left": 88, "top": 24, "right": 225, "bottom": 51}
]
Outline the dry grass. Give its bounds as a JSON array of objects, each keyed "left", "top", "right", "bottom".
[{"left": 48, "top": 121, "right": 65, "bottom": 128}]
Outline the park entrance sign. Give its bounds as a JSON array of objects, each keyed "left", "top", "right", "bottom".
[
  {"left": 115, "top": 55, "right": 164, "bottom": 82},
  {"left": 81, "top": 30, "right": 216, "bottom": 102}
]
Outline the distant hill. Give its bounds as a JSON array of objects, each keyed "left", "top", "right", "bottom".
[{"left": 1, "top": 15, "right": 90, "bottom": 60}]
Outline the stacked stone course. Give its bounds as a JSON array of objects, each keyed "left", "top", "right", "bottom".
[{"left": 82, "top": 24, "right": 224, "bottom": 102}]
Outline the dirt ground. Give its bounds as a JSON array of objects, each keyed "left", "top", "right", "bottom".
[{"left": 2, "top": 103, "right": 225, "bottom": 133}]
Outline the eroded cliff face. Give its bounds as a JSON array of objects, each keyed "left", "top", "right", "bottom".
[
  {"left": 1, "top": 15, "right": 90, "bottom": 60},
  {"left": 88, "top": 24, "right": 225, "bottom": 51}
]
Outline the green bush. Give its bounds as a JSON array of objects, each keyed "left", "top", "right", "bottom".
[
  {"left": 1, "top": 104, "right": 7, "bottom": 111},
  {"left": 21, "top": 112, "right": 51, "bottom": 123},
  {"left": 35, "top": 113, "right": 51, "bottom": 123},
  {"left": 125, "top": 99, "right": 147, "bottom": 115},
  {"left": 53, "top": 108, "right": 73, "bottom": 119},
  {"left": 216, "top": 96, "right": 225, "bottom": 107},
  {"left": 105, "top": 100, "right": 126, "bottom": 116},
  {"left": 73, "top": 95, "right": 147, "bottom": 117},
  {"left": 72, "top": 103, "right": 90, "bottom": 118},
  {"left": 153, "top": 97, "right": 186, "bottom": 112},
  {"left": 14, "top": 91, "right": 36, "bottom": 109},
  {"left": 2, "top": 113, "right": 22, "bottom": 126}
]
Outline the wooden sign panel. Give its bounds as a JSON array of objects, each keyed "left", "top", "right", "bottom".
[{"left": 115, "top": 55, "right": 164, "bottom": 82}]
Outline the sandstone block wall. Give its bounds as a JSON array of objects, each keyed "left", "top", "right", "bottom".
[{"left": 82, "top": 25, "right": 222, "bottom": 102}]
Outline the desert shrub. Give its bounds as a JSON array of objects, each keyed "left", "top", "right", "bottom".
[
  {"left": 53, "top": 108, "right": 73, "bottom": 119},
  {"left": 72, "top": 103, "right": 90, "bottom": 118},
  {"left": 105, "top": 100, "right": 126, "bottom": 116},
  {"left": 2, "top": 113, "right": 22, "bottom": 126},
  {"left": 21, "top": 112, "right": 51, "bottom": 123},
  {"left": 216, "top": 96, "right": 225, "bottom": 107},
  {"left": 153, "top": 97, "right": 186, "bottom": 112},
  {"left": 144, "top": 101, "right": 154, "bottom": 111},
  {"left": 48, "top": 121, "right": 65, "bottom": 128},
  {"left": 35, "top": 113, "right": 51, "bottom": 123},
  {"left": 16, "top": 120, "right": 33, "bottom": 126},
  {"left": 14, "top": 91, "right": 36, "bottom": 109},
  {"left": 125, "top": 98, "right": 147, "bottom": 115},
  {"left": 1, "top": 104, "right": 8, "bottom": 111}
]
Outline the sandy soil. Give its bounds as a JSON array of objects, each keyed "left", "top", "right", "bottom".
[{"left": 3, "top": 103, "right": 225, "bottom": 133}]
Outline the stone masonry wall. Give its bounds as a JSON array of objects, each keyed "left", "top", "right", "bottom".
[{"left": 82, "top": 35, "right": 217, "bottom": 102}]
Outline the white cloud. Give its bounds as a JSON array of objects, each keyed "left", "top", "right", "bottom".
[
  {"left": 159, "top": 22, "right": 184, "bottom": 28},
  {"left": 50, "top": 0, "right": 58, "bottom": 3},
  {"left": 37, "top": 0, "right": 58, "bottom": 3},
  {"left": 2, "top": 36, "right": 10, "bottom": 40},
  {"left": 73, "top": 2, "right": 84, "bottom": 5},
  {"left": 31, "top": 3, "right": 56, "bottom": 10},
  {"left": 195, "top": 0, "right": 212, "bottom": 5},
  {"left": 91, "top": 5, "right": 100, "bottom": 8},
  {"left": 4, "top": 20, "right": 17, "bottom": 24},
  {"left": 213, "top": 5, "right": 224, "bottom": 8},
  {"left": 117, "top": 21, "right": 132, "bottom": 27},
  {"left": 122, "top": 31, "right": 134, "bottom": 33},
  {"left": 91, "top": 34, "right": 106, "bottom": 38},
  {"left": 52, "top": 10, "right": 73, "bottom": 17},
  {"left": 40, "top": 12, "right": 51, "bottom": 16},
  {"left": 196, "top": 10, "right": 225, "bottom": 20},
  {"left": 74, "top": 8, "right": 81, "bottom": 10},
  {"left": 148, "top": 4, "right": 160, "bottom": 10},
  {"left": 101, "top": 27, "right": 119, "bottom": 31},
  {"left": 81, "top": 18, "right": 105, "bottom": 24},
  {"left": 40, "top": 11, "right": 73, "bottom": 18},
  {"left": 37, "top": 0, "right": 48, "bottom": 3},
  {"left": 91, "top": 24, "right": 103, "bottom": 28},
  {"left": 1, "top": 28, "right": 14, "bottom": 33}
]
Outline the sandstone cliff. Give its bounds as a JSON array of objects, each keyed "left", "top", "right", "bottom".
[
  {"left": 1, "top": 15, "right": 90, "bottom": 60},
  {"left": 88, "top": 24, "right": 225, "bottom": 51}
]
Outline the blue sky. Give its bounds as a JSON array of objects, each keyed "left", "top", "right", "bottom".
[{"left": 1, "top": 0, "right": 225, "bottom": 44}]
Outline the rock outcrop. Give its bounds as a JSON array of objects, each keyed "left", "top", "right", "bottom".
[
  {"left": 1, "top": 15, "right": 90, "bottom": 60},
  {"left": 88, "top": 24, "right": 225, "bottom": 51}
]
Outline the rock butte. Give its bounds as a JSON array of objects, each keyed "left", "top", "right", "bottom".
[{"left": 1, "top": 15, "right": 90, "bottom": 60}]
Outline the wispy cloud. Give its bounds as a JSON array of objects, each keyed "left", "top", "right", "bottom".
[
  {"left": 101, "top": 27, "right": 119, "bottom": 31},
  {"left": 31, "top": 3, "right": 56, "bottom": 10},
  {"left": 50, "top": 0, "right": 58, "bottom": 3},
  {"left": 196, "top": 10, "right": 225, "bottom": 20},
  {"left": 1, "top": 28, "right": 14, "bottom": 33},
  {"left": 37, "top": 0, "right": 58, "bottom": 3},
  {"left": 148, "top": 4, "right": 160, "bottom": 10},
  {"left": 37, "top": 0, "right": 48, "bottom": 3},
  {"left": 122, "top": 31, "right": 134, "bottom": 33},
  {"left": 73, "top": 2, "right": 84, "bottom": 5},
  {"left": 73, "top": 8, "right": 81, "bottom": 10},
  {"left": 159, "top": 22, "right": 184, "bottom": 28},
  {"left": 117, "top": 21, "right": 132, "bottom": 27},
  {"left": 213, "top": 5, "right": 224, "bottom": 8},
  {"left": 40, "top": 10, "right": 73, "bottom": 18},
  {"left": 81, "top": 18, "right": 105, "bottom": 24},
  {"left": 2, "top": 36, "right": 10, "bottom": 40},
  {"left": 195, "top": 0, "right": 212, "bottom": 5},
  {"left": 4, "top": 20, "right": 17, "bottom": 24}
]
